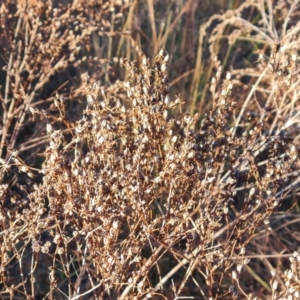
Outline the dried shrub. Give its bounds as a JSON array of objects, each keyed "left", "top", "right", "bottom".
[
  {"left": 1, "top": 0, "right": 300, "bottom": 299},
  {"left": 0, "top": 0, "right": 129, "bottom": 186}
]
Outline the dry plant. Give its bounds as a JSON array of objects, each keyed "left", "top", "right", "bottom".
[
  {"left": 0, "top": 0, "right": 130, "bottom": 186},
  {"left": 201, "top": 0, "right": 300, "bottom": 298},
  {"left": 269, "top": 251, "right": 300, "bottom": 299},
  {"left": 1, "top": 0, "right": 300, "bottom": 299}
]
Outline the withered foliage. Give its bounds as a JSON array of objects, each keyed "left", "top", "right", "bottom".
[
  {"left": 0, "top": 46, "right": 299, "bottom": 299},
  {"left": 1, "top": 0, "right": 300, "bottom": 299},
  {"left": 0, "top": 0, "right": 129, "bottom": 177}
]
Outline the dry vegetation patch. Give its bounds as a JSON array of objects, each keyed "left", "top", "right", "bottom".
[{"left": 0, "top": 0, "right": 300, "bottom": 299}]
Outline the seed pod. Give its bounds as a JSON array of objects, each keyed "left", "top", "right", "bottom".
[
  {"left": 164, "top": 95, "right": 170, "bottom": 105},
  {"left": 142, "top": 55, "right": 147, "bottom": 65}
]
